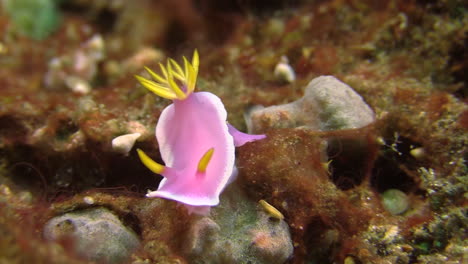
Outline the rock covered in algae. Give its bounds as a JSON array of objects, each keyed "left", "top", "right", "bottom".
[
  {"left": 183, "top": 183, "right": 294, "bottom": 264},
  {"left": 381, "top": 189, "right": 410, "bottom": 215},
  {"left": 43, "top": 207, "right": 140, "bottom": 264},
  {"left": 236, "top": 128, "right": 385, "bottom": 262},
  {"left": 248, "top": 76, "right": 375, "bottom": 133}
]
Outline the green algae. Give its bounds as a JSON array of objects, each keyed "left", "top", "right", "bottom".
[{"left": 3, "top": 0, "right": 62, "bottom": 40}]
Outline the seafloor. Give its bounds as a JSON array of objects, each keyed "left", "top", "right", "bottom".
[{"left": 0, "top": 0, "right": 466, "bottom": 264}]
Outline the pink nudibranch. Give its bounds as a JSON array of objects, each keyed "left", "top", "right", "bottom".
[{"left": 135, "top": 50, "right": 265, "bottom": 212}]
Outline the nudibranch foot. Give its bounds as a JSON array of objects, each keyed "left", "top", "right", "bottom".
[{"left": 185, "top": 205, "right": 211, "bottom": 216}]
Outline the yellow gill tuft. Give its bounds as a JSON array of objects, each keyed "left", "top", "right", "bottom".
[{"left": 135, "top": 50, "right": 199, "bottom": 100}]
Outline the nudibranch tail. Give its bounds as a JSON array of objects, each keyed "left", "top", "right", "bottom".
[
  {"left": 197, "top": 148, "right": 215, "bottom": 173},
  {"left": 137, "top": 148, "right": 166, "bottom": 174},
  {"left": 135, "top": 50, "right": 199, "bottom": 100},
  {"left": 227, "top": 124, "right": 267, "bottom": 147}
]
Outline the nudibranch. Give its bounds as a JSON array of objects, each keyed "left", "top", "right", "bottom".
[{"left": 135, "top": 50, "right": 265, "bottom": 214}]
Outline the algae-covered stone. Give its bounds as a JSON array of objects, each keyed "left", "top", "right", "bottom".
[
  {"left": 306, "top": 76, "right": 375, "bottom": 130},
  {"left": 248, "top": 75, "right": 375, "bottom": 132},
  {"left": 43, "top": 207, "right": 140, "bottom": 264},
  {"left": 183, "top": 183, "right": 293, "bottom": 264},
  {"left": 381, "top": 189, "right": 409, "bottom": 215}
]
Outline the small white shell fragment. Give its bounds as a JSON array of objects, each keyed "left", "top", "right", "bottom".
[
  {"left": 112, "top": 133, "right": 141, "bottom": 155},
  {"left": 376, "top": 137, "right": 386, "bottom": 146},
  {"left": 410, "top": 147, "right": 425, "bottom": 160},
  {"left": 274, "top": 56, "right": 295, "bottom": 83},
  {"left": 382, "top": 225, "right": 400, "bottom": 243},
  {"left": 65, "top": 76, "right": 91, "bottom": 94},
  {"left": 85, "top": 34, "right": 105, "bottom": 61},
  {"left": 31, "top": 126, "right": 48, "bottom": 142},
  {"left": 83, "top": 196, "right": 94, "bottom": 205}
]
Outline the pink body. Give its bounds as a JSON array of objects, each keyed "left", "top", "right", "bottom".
[
  {"left": 135, "top": 50, "right": 265, "bottom": 213},
  {"left": 147, "top": 91, "right": 265, "bottom": 207}
]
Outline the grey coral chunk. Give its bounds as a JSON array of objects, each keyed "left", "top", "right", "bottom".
[
  {"left": 43, "top": 207, "right": 140, "bottom": 264},
  {"left": 248, "top": 75, "right": 375, "bottom": 132},
  {"left": 306, "top": 75, "right": 375, "bottom": 130}
]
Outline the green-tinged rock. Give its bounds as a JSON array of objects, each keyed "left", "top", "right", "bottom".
[
  {"left": 43, "top": 207, "right": 140, "bottom": 264},
  {"left": 381, "top": 189, "right": 409, "bottom": 215},
  {"left": 247, "top": 76, "right": 375, "bottom": 133},
  {"left": 183, "top": 183, "right": 294, "bottom": 264}
]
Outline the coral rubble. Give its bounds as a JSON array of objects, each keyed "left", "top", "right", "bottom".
[{"left": 247, "top": 75, "right": 375, "bottom": 133}]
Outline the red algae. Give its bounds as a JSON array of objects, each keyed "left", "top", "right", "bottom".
[
  {"left": 426, "top": 92, "right": 451, "bottom": 121},
  {"left": 0, "top": 0, "right": 466, "bottom": 263},
  {"left": 457, "top": 109, "right": 468, "bottom": 129},
  {"left": 237, "top": 129, "right": 383, "bottom": 263},
  {"left": 309, "top": 46, "right": 339, "bottom": 75}
]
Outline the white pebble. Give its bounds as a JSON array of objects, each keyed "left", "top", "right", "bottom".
[
  {"left": 410, "top": 147, "right": 425, "bottom": 160},
  {"left": 83, "top": 196, "right": 94, "bottom": 205},
  {"left": 112, "top": 133, "right": 141, "bottom": 155},
  {"left": 65, "top": 76, "right": 91, "bottom": 94},
  {"left": 274, "top": 56, "right": 295, "bottom": 83}
]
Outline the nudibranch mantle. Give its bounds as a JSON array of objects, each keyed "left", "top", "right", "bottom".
[{"left": 136, "top": 50, "right": 265, "bottom": 211}]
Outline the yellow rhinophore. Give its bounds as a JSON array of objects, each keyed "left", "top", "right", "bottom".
[
  {"left": 135, "top": 50, "right": 199, "bottom": 100},
  {"left": 322, "top": 159, "right": 333, "bottom": 175},
  {"left": 197, "top": 148, "right": 215, "bottom": 173},
  {"left": 137, "top": 149, "right": 165, "bottom": 174},
  {"left": 259, "top": 199, "right": 284, "bottom": 220}
]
